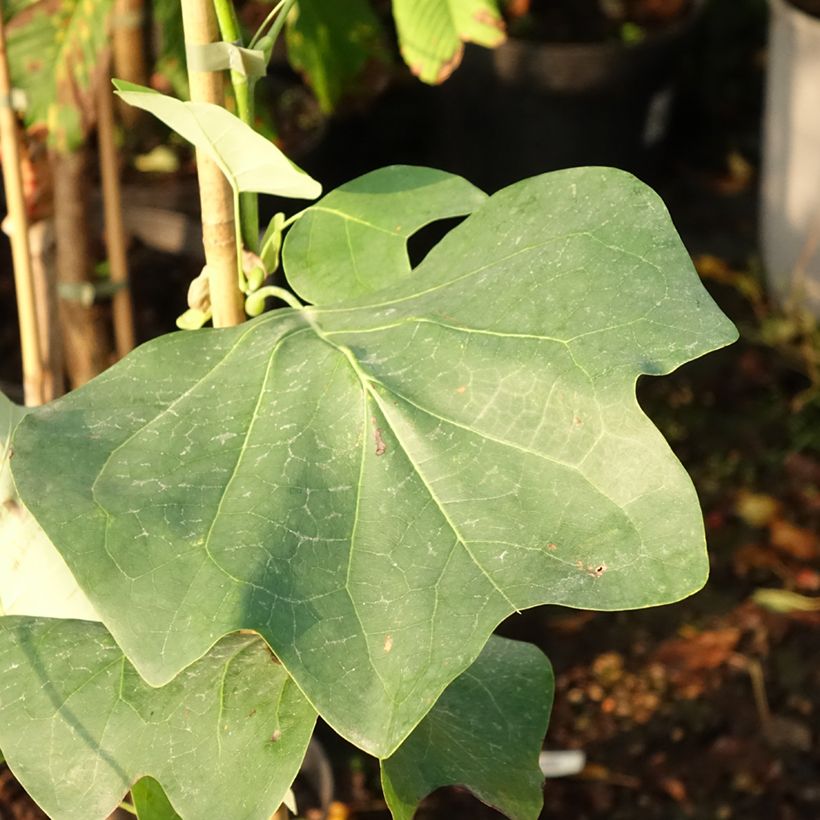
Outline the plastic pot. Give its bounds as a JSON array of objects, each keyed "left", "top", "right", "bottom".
[
  {"left": 435, "top": 3, "right": 703, "bottom": 191},
  {"left": 760, "top": 0, "right": 820, "bottom": 314}
]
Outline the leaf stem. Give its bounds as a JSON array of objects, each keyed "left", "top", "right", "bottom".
[
  {"left": 249, "top": 0, "right": 294, "bottom": 48},
  {"left": 118, "top": 800, "right": 138, "bottom": 815},
  {"left": 212, "top": 0, "right": 259, "bottom": 253}
]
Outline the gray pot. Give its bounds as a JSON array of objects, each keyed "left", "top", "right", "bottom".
[{"left": 760, "top": 0, "right": 820, "bottom": 314}]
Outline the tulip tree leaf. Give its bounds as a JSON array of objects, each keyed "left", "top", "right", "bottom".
[
  {"left": 382, "top": 635, "right": 553, "bottom": 820},
  {"left": 113, "top": 81, "right": 321, "bottom": 201},
  {"left": 286, "top": 0, "right": 389, "bottom": 112},
  {"left": 392, "top": 0, "right": 506, "bottom": 84},
  {"left": 11, "top": 167, "right": 737, "bottom": 758},
  {"left": 283, "top": 165, "right": 487, "bottom": 304},
  {"left": 0, "top": 618, "right": 316, "bottom": 820}
]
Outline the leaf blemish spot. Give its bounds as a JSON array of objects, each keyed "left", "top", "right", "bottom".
[
  {"left": 384, "top": 634, "right": 393, "bottom": 653},
  {"left": 371, "top": 416, "right": 387, "bottom": 456},
  {"left": 573, "top": 416, "right": 583, "bottom": 427},
  {"left": 547, "top": 543, "right": 557, "bottom": 551},
  {"left": 456, "top": 385, "right": 467, "bottom": 394},
  {"left": 587, "top": 563, "right": 608, "bottom": 578},
  {"left": 270, "top": 729, "right": 282, "bottom": 743}
]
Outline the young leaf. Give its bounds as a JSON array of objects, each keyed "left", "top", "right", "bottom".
[
  {"left": 392, "top": 0, "right": 506, "bottom": 84},
  {"left": 283, "top": 165, "right": 487, "bottom": 304},
  {"left": 131, "top": 777, "right": 181, "bottom": 820},
  {"left": 382, "top": 636, "right": 553, "bottom": 820},
  {"left": 11, "top": 168, "right": 737, "bottom": 758},
  {"left": 112, "top": 81, "right": 321, "bottom": 200},
  {"left": 5, "top": 0, "right": 116, "bottom": 150},
  {"left": 0, "top": 619, "right": 316, "bottom": 820},
  {"left": 286, "top": 0, "right": 389, "bottom": 112}
]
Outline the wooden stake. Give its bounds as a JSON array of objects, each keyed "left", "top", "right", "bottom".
[
  {"left": 51, "top": 146, "right": 113, "bottom": 389},
  {"left": 180, "top": 0, "right": 245, "bottom": 328},
  {"left": 97, "top": 77, "right": 136, "bottom": 358},
  {"left": 112, "top": 0, "right": 147, "bottom": 127},
  {"left": 0, "top": 5, "right": 45, "bottom": 405}
]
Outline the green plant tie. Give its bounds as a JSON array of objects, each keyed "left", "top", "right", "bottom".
[
  {"left": 58, "top": 280, "right": 127, "bottom": 307},
  {"left": 0, "top": 89, "right": 27, "bottom": 112},
  {"left": 185, "top": 42, "right": 267, "bottom": 79}
]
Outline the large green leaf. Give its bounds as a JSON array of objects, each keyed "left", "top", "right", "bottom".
[
  {"left": 12, "top": 167, "right": 737, "bottom": 757},
  {"left": 392, "top": 0, "right": 506, "bottom": 84},
  {"left": 0, "top": 619, "right": 316, "bottom": 820},
  {"left": 287, "top": 0, "right": 389, "bottom": 112},
  {"left": 113, "top": 81, "right": 321, "bottom": 200},
  {"left": 382, "top": 636, "right": 552, "bottom": 820},
  {"left": 283, "top": 165, "right": 487, "bottom": 304},
  {"left": 6, "top": 0, "right": 116, "bottom": 150}
]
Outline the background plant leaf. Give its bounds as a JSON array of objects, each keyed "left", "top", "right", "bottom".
[
  {"left": 382, "top": 635, "right": 552, "bottom": 820},
  {"left": 286, "top": 0, "right": 389, "bottom": 112},
  {"left": 391, "top": 0, "right": 506, "bottom": 84},
  {"left": 5, "top": 0, "right": 115, "bottom": 150},
  {"left": 283, "top": 165, "right": 487, "bottom": 304},
  {"left": 12, "top": 168, "right": 737, "bottom": 758},
  {"left": 0, "top": 618, "right": 315, "bottom": 820},
  {"left": 113, "top": 81, "right": 321, "bottom": 200}
]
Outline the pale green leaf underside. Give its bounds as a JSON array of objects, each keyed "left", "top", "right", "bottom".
[
  {"left": 382, "top": 635, "right": 552, "bottom": 820},
  {"left": 12, "top": 167, "right": 737, "bottom": 757},
  {"left": 113, "top": 81, "right": 321, "bottom": 200},
  {"left": 1, "top": 391, "right": 27, "bottom": 504},
  {"left": 392, "top": 0, "right": 506, "bottom": 84},
  {"left": 0, "top": 619, "right": 315, "bottom": 820},
  {"left": 0, "top": 393, "right": 97, "bottom": 620},
  {"left": 283, "top": 165, "right": 487, "bottom": 304}
]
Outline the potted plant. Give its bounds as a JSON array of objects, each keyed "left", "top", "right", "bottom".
[
  {"left": 436, "top": 0, "right": 706, "bottom": 190},
  {"left": 760, "top": 0, "right": 820, "bottom": 316}
]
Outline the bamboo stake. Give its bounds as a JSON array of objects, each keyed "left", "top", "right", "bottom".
[
  {"left": 0, "top": 4, "right": 45, "bottom": 405},
  {"left": 97, "top": 77, "right": 136, "bottom": 357},
  {"left": 112, "top": 0, "right": 147, "bottom": 127},
  {"left": 180, "top": 0, "right": 245, "bottom": 327},
  {"left": 28, "top": 219, "right": 64, "bottom": 401}
]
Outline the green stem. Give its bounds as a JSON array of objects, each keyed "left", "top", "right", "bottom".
[
  {"left": 249, "top": 0, "right": 289, "bottom": 48},
  {"left": 265, "top": 0, "right": 296, "bottom": 54},
  {"left": 212, "top": 0, "right": 259, "bottom": 253}
]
